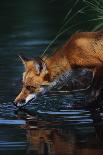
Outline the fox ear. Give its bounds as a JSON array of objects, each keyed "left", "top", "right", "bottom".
[
  {"left": 35, "top": 58, "right": 48, "bottom": 75},
  {"left": 18, "top": 54, "right": 29, "bottom": 65}
]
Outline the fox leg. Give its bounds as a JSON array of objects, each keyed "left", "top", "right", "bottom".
[
  {"left": 91, "top": 67, "right": 103, "bottom": 90},
  {"left": 89, "top": 67, "right": 103, "bottom": 99}
]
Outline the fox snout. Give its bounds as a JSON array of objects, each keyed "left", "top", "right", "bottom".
[
  {"left": 14, "top": 96, "right": 27, "bottom": 107},
  {"left": 14, "top": 94, "right": 36, "bottom": 107},
  {"left": 14, "top": 87, "right": 38, "bottom": 106},
  {"left": 14, "top": 87, "right": 30, "bottom": 106},
  {"left": 14, "top": 95, "right": 26, "bottom": 104}
]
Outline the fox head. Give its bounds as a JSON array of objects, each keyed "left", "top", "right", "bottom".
[{"left": 14, "top": 55, "right": 50, "bottom": 106}]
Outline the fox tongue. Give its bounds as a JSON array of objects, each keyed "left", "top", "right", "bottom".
[{"left": 26, "top": 94, "right": 37, "bottom": 103}]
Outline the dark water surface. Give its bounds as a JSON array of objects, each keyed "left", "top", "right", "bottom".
[
  {"left": 0, "top": 100, "right": 103, "bottom": 155},
  {"left": 0, "top": 0, "right": 103, "bottom": 155}
]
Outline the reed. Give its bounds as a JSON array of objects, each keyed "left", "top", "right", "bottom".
[{"left": 41, "top": 0, "right": 103, "bottom": 57}]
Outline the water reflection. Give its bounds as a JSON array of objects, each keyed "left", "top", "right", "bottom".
[
  {"left": 14, "top": 97, "right": 103, "bottom": 155},
  {"left": 26, "top": 127, "right": 75, "bottom": 155},
  {"left": 23, "top": 113, "right": 103, "bottom": 155},
  {"left": 0, "top": 100, "right": 103, "bottom": 155},
  {"left": 0, "top": 124, "right": 27, "bottom": 155}
]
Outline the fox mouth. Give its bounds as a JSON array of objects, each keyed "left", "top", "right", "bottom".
[
  {"left": 14, "top": 87, "right": 46, "bottom": 107},
  {"left": 25, "top": 93, "right": 37, "bottom": 104},
  {"left": 14, "top": 93, "right": 37, "bottom": 108}
]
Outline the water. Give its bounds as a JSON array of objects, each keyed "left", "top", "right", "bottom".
[
  {"left": 0, "top": 0, "right": 103, "bottom": 155},
  {"left": 0, "top": 92, "right": 103, "bottom": 155}
]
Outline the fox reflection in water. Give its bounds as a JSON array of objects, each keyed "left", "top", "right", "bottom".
[
  {"left": 26, "top": 127, "right": 75, "bottom": 155},
  {"left": 24, "top": 121, "right": 103, "bottom": 155},
  {"left": 25, "top": 127, "right": 103, "bottom": 155}
]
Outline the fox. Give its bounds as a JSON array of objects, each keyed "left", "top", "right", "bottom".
[
  {"left": 26, "top": 127, "right": 75, "bottom": 155},
  {"left": 14, "top": 30, "right": 103, "bottom": 106}
]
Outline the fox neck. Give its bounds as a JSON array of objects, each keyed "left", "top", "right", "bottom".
[{"left": 44, "top": 53, "right": 71, "bottom": 81}]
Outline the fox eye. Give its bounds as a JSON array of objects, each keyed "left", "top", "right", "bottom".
[{"left": 26, "top": 86, "right": 36, "bottom": 92}]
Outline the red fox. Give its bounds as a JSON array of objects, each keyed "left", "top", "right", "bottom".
[{"left": 14, "top": 30, "right": 103, "bottom": 105}]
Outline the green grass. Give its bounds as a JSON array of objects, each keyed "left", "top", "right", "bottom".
[{"left": 41, "top": 0, "right": 103, "bottom": 57}]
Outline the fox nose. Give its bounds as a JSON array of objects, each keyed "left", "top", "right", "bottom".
[{"left": 14, "top": 98, "right": 26, "bottom": 105}]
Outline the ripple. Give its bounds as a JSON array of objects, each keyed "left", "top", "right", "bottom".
[
  {"left": 0, "top": 91, "right": 103, "bottom": 126},
  {"left": 0, "top": 102, "right": 17, "bottom": 118},
  {"left": 0, "top": 119, "right": 26, "bottom": 125}
]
